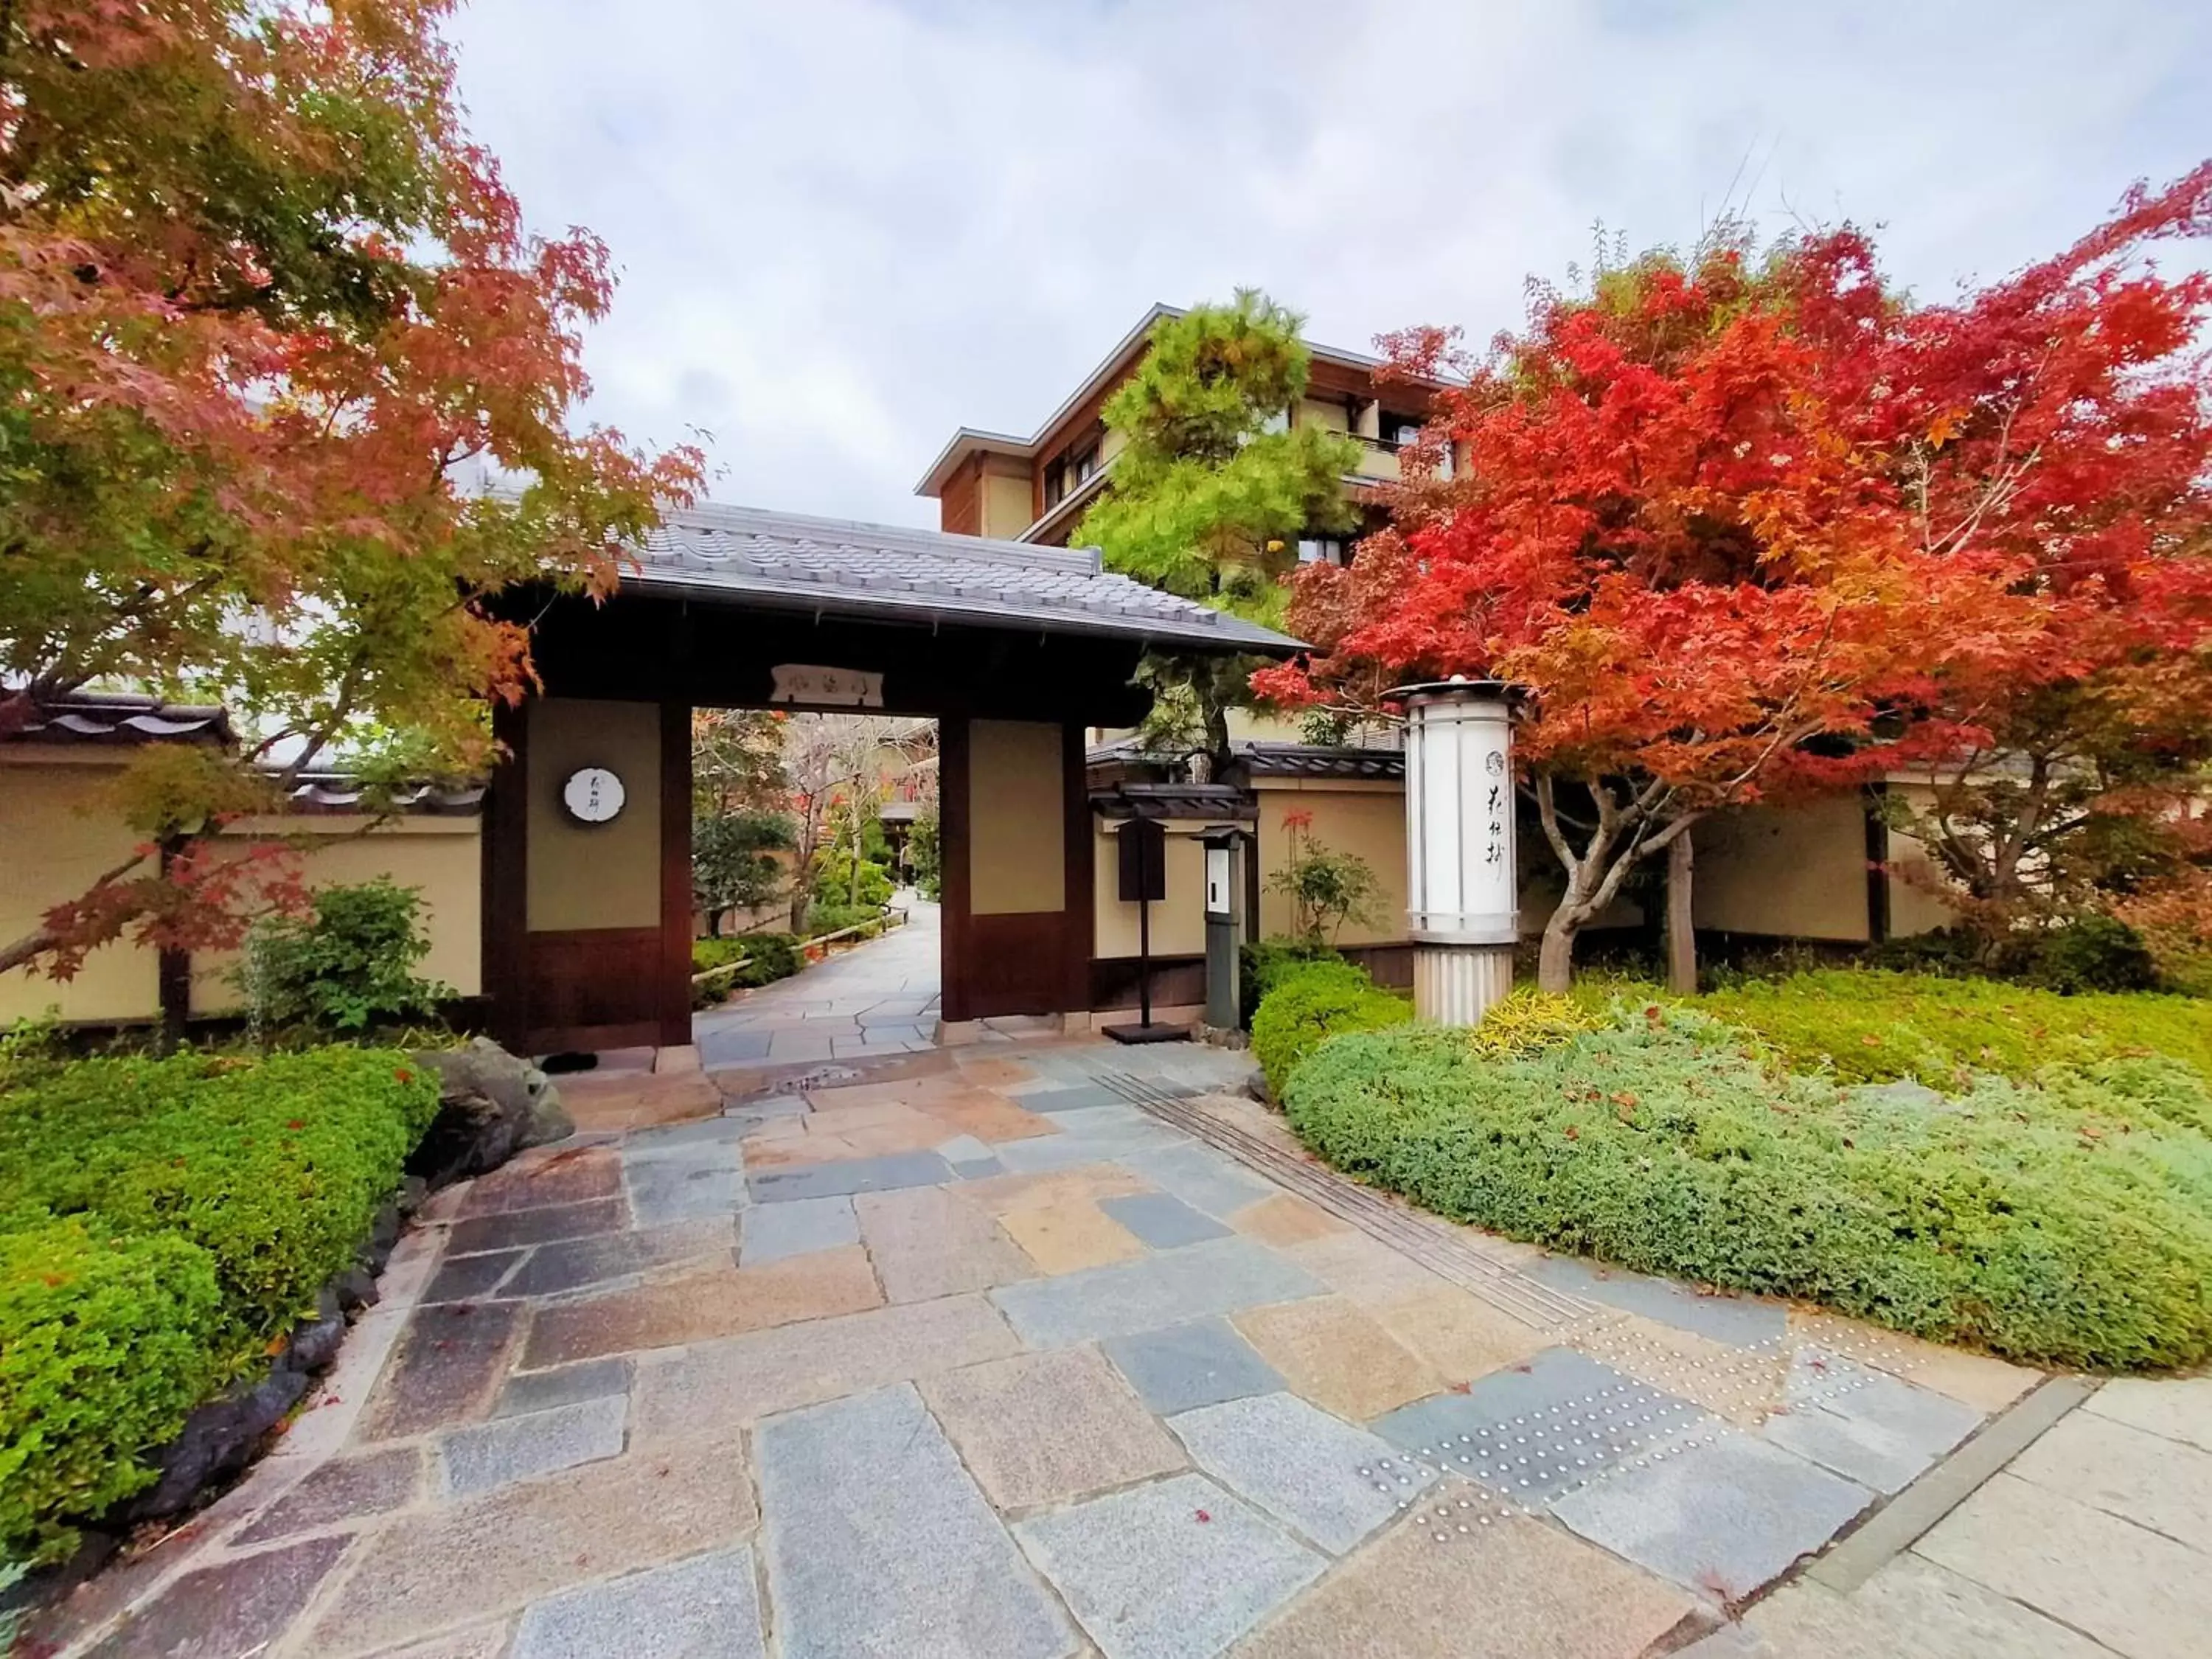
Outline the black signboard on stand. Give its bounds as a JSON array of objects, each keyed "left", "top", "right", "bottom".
[{"left": 1103, "top": 818, "right": 1188, "bottom": 1044}]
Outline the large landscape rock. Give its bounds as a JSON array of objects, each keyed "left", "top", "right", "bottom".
[{"left": 408, "top": 1037, "right": 574, "bottom": 1187}]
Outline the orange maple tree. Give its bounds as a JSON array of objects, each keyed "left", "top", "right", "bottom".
[
  {"left": 1258, "top": 167, "right": 2212, "bottom": 987},
  {"left": 0, "top": 1, "right": 702, "bottom": 980}
]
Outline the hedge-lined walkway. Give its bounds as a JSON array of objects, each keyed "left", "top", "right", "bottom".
[
  {"left": 38, "top": 1028, "right": 2206, "bottom": 1659},
  {"left": 692, "top": 897, "right": 943, "bottom": 1071}
]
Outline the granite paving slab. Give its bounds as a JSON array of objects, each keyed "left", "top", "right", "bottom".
[
  {"left": 493, "top": 1357, "right": 630, "bottom": 1419},
  {"left": 1525, "top": 1253, "right": 1787, "bottom": 1348},
  {"left": 698, "top": 1028, "right": 772, "bottom": 1066},
  {"left": 1102, "top": 1192, "right": 1231, "bottom": 1249},
  {"left": 1760, "top": 1351, "right": 1981, "bottom": 1494},
  {"left": 1170, "top": 1391, "right": 1431, "bottom": 1555},
  {"left": 623, "top": 1158, "right": 743, "bottom": 1227},
  {"left": 1121, "top": 1143, "right": 1280, "bottom": 1219},
  {"left": 629, "top": 1293, "right": 1023, "bottom": 1446},
  {"left": 422, "top": 1248, "right": 526, "bottom": 1304},
  {"left": 737, "top": 1194, "right": 858, "bottom": 1265},
  {"left": 999, "top": 1194, "right": 1151, "bottom": 1274},
  {"left": 1370, "top": 1346, "right": 1708, "bottom": 1502},
  {"left": 745, "top": 1148, "right": 955, "bottom": 1203},
  {"left": 520, "top": 1248, "right": 882, "bottom": 1367},
  {"left": 361, "top": 1624, "right": 515, "bottom": 1659},
  {"left": 451, "top": 1149, "right": 625, "bottom": 1216},
  {"left": 922, "top": 1345, "right": 1187, "bottom": 1509},
  {"left": 304, "top": 1447, "right": 757, "bottom": 1655},
  {"left": 499, "top": 1220, "right": 733, "bottom": 1298},
  {"left": 855, "top": 1183, "right": 1035, "bottom": 1301},
  {"left": 1104, "top": 1318, "right": 1287, "bottom": 1415},
  {"left": 1232, "top": 1496, "right": 1698, "bottom": 1659},
  {"left": 1022, "top": 1082, "right": 1138, "bottom": 1113},
  {"left": 1915, "top": 1470, "right": 2212, "bottom": 1658},
  {"left": 86, "top": 1534, "right": 354, "bottom": 1659},
  {"left": 1721, "top": 1552, "right": 2115, "bottom": 1659},
  {"left": 438, "top": 1394, "right": 628, "bottom": 1498},
  {"left": 357, "top": 1301, "right": 524, "bottom": 1440},
  {"left": 1370, "top": 1284, "right": 1548, "bottom": 1384},
  {"left": 233, "top": 1446, "right": 422, "bottom": 1545},
  {"left": 1015, "top": 1471, "right": 1325, "bottom": 1659},
  {"left": 992, "top": 1124, "right": 1189, "bottom": 1175},
  {"left": 757, "top": 1383, "right": 1075, "bottom": 1659},
  {"left": 1233, "top": 1295, "right": 1445, "bottom": 1422},
  {"left": 509, "top": 1545, "right": 765, "bottom": 1659},
  {"left": 1550, "top": 1426, "right": 1873, "bottom": 1602},
  {"left": 446, "top": 1197, "right": 629, "bottom": 1256},
  {"left": 2081, "top": 1374, "right": 2212, "bottom": 1453},
  {"left": 2002, "top": 1407, "right": 2212, "bottom": 1554},
  {"left": 990, "top": 1235, "right": 1324, "bottom": 1349}
]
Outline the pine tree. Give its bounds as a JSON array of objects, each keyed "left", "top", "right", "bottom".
[{"left": 1076, "top": 292, "right": 1361, "bottom": 774}]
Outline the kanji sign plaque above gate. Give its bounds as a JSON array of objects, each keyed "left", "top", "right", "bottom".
[{"left": 768, "top": 664, "right": 885, "bottom": 708}]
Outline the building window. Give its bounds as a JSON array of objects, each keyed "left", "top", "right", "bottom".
[
  {"left": 1297, "top": 537, "right": 1344, "bottom": 566},
  {"left": 1043, "top": 434, "right": 1102, "bottom": 510}
]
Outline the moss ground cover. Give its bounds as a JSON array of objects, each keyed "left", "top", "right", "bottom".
[
  {"left": 1260, "top": 966, "right": 2212, "bottom": 1371},
  {"left": 0, "top": 1048, "right": 438, "bottom": 1560}
]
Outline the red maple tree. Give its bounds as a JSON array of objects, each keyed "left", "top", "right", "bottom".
[
  {"left": 0, "top": 1, "right": 702, "bottom": 981},
  {"left": 1259, "top": 168, "right": 2212, "bottom": 988}
]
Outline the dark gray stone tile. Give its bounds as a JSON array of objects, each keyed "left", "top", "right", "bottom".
[
  {"left": 422, "top": 1249, "right": 524, "bottom": 1304},
  {"left": 447, "top": 1198, "right": 627, "bottom": 1257},
  {"left": 1104, "top": 1318, "right": 1284, "bottom": 1415},
  {"left": 1761, "top": 1349, "right": 1982, "bottom": 1494},
  {"left": 501, "top": 1223, "right": 729, "bottom": 1298},
  {"left": 737, "top": 1196, "right": 858, "bottom": 1265},
  {"left": 358, "top": 1302, "right": 523, "bottom": 1439},
  {"left": 1020, "top": 1083, "right": 1133, "bottom": 1113},
  {"left": 437, "top": 1395, "right": 627, "bottom": 1498},
  {"left": 1101, "top": 1193, "right": 1231, "bottom": 1250},
  {"left": 1370, "top": 1346, "right": 1708, "bottom": 1502},
  {"left": 493, "top": 1357, "right": 630, "bottom": 1420},
  {"left": 234, "top": 1447, "right": 422, "bottom": 1544},
  {"left": 86, "top": 1534, "right": 352, "bottom": 1659},
  {"left": 745, "top": 1150, "right": 955, "bottom": 1204},
  {"left": 1551, "top": 1427, "right": 1874, "bottom": 1601},
  {"left": 757, "top": 1383, "right": 1072, "bottom": 1658},
  {"left": 512, "top": 1545, "right": 765, "bottom": 1658},
  {"left": 1523, "top": 1254, "right": 1787, "bottom": 1348},
  {"left": 700, "top": 1029, "right": 773, "bottom": 1067},
  {"left": 990, "top": 1237, "right": 1323, "bottom": 1349}
]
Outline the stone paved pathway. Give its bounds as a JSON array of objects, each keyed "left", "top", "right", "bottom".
[
  {"left": 40, "top": 922, "right": 2208, "bottom": 1659},
  {"left": 692, "top": 899, "right": 944, "bottom": 1070}
]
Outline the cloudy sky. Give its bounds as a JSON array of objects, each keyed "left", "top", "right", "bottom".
[{"left": 446, "top": 0, "right": 2211, "bottom": 529}]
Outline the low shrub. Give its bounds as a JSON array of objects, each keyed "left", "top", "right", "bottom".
[
  {"left": 691, "top": 933, "right": 806, "bottom": 1006},
  {"left": 2025, "top": 915, "right": 2160, "bottom": 995},
  {"left": 0, "top": 1223, "right": 222, "bottom": 1562},
  {"left": 811, "top": 853, "right": 893, "bottom": 911},
  {"left": 0, "top": 1048, "right": 438, "bottom": 1559},
  {"left": 237, "top": 879, "right": 453, "bottom": 1040},
  {"left": 1239, "top": 938, "right": 1346, "bottom": 1026},
  {"left": 1284, "top": 1006, "right": 2212, "bottom": 1370},
  {"left": 804, "top": 901, "right": 888, "bottom": 939},
  {"left": 1250, "top": 959, "right": 1411, "bottom": 1099},
  {"left": 1697, "top": 969, "right": 2212, "bottom": 1087}
]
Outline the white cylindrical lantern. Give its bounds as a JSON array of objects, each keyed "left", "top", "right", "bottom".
[{"left": 1393, "top": 678, "right": 1517, "bottom": 1025}]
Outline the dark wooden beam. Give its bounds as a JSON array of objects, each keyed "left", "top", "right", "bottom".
[
  {"left": 1864, "top": 783, "right": 1892, "bottom": 945},
  {"left": 1060, "top": 720, "right": 1093, "bottom": 1015},
  {"left": 483, "top": 697, "right": 530, "bottom": 1050},
  {"left": 659, "top": 696, "right": 693, "bottom": 1047},
  {"left": 938, "top": 716, "right": 973, "bottom": 1023}
]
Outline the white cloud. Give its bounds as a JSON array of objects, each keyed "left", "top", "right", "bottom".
[{"left": 447, "top": 0, "right": 2212, "bottom": 526}]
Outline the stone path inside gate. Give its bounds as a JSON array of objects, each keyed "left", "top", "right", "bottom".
[{"left": 44, "top": 925, "right": 2212, "bottom": 1659}]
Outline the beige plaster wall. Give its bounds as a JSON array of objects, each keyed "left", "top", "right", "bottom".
[
  {"left": 526, "top": 698, "right": 661, "bottom": 933},
  {"left": 0, "top": 751, "right": 163, "bottom": 1023},
  {"left": 970, "top": 719, "right": 1064, "bottom": 916},
  {"left": 1296, "top": 397, "right": 1351, "bottom": 433},
  {"left": 1253, "top": 780, "right": 1409, "bottom": 947},
  {"left": 1693, "top": 796, "right": 1871, "bottom": 942},
  {"left": 981, "top": 461, "right": 1034, "bottom": 538},
  {"left": 191, "top": 817, "right": 484, "bottom": 1015},
  {"left": 1883, "top": 783, "right": 1962, "bottom": 937},
  {"left": 1093, "top": 824, "right": 1210, "bottom": 957}
]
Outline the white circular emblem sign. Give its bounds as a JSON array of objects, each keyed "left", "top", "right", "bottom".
[{"left": 560, "top": 767, "right": 625, "bottom": 824}]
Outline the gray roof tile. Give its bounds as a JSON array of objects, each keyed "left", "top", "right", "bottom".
[{"left": 622, "top": 503, "right": 1300, "bottom": 655}]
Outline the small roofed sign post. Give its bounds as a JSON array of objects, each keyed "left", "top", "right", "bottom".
[
  {"left": 1104, "top": 816, "right": 1188, "bottom": 1044},
  {"left": 1396, "top": 677, "right": 1519, "bottom": 1025}
]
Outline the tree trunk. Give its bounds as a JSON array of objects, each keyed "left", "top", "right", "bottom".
[
  {"left": 1537, "top": 910, "right": 1578, "bottom": 993},
  {"left": 1666, "top": 825, "right": 1697, "bottom": 995}
]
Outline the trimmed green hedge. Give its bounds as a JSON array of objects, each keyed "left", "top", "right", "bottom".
[
  {"left": 692, "top": 933, "right": 806, "bottom": 1006},
  {"left": 1694, "top": 970, "right": 2212, "bottom": 1088},
  {"left": 1284, "top": 1004, "right": 2212, "bottom": 1370},
  {"left": 0, "top": 1048, "right": 439, "bottom": 1560},
  {"left": 1250, "top": 959, "right": 1412, "bottom": 1099}
]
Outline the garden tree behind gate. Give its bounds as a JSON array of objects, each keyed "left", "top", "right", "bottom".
[
  {"left": 0, "top": 0, "right": 700, "bottom": 984},
  {"left": 1261, "top": 170, "right": 2212, "bottom": 988},
  {"left": 1076, "top": 293, "right": 1362, "bottom": 775}
]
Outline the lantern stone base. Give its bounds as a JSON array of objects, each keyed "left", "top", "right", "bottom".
[{"left": 1413, "top": 942, "right": 1515, "bottom": 1027}]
